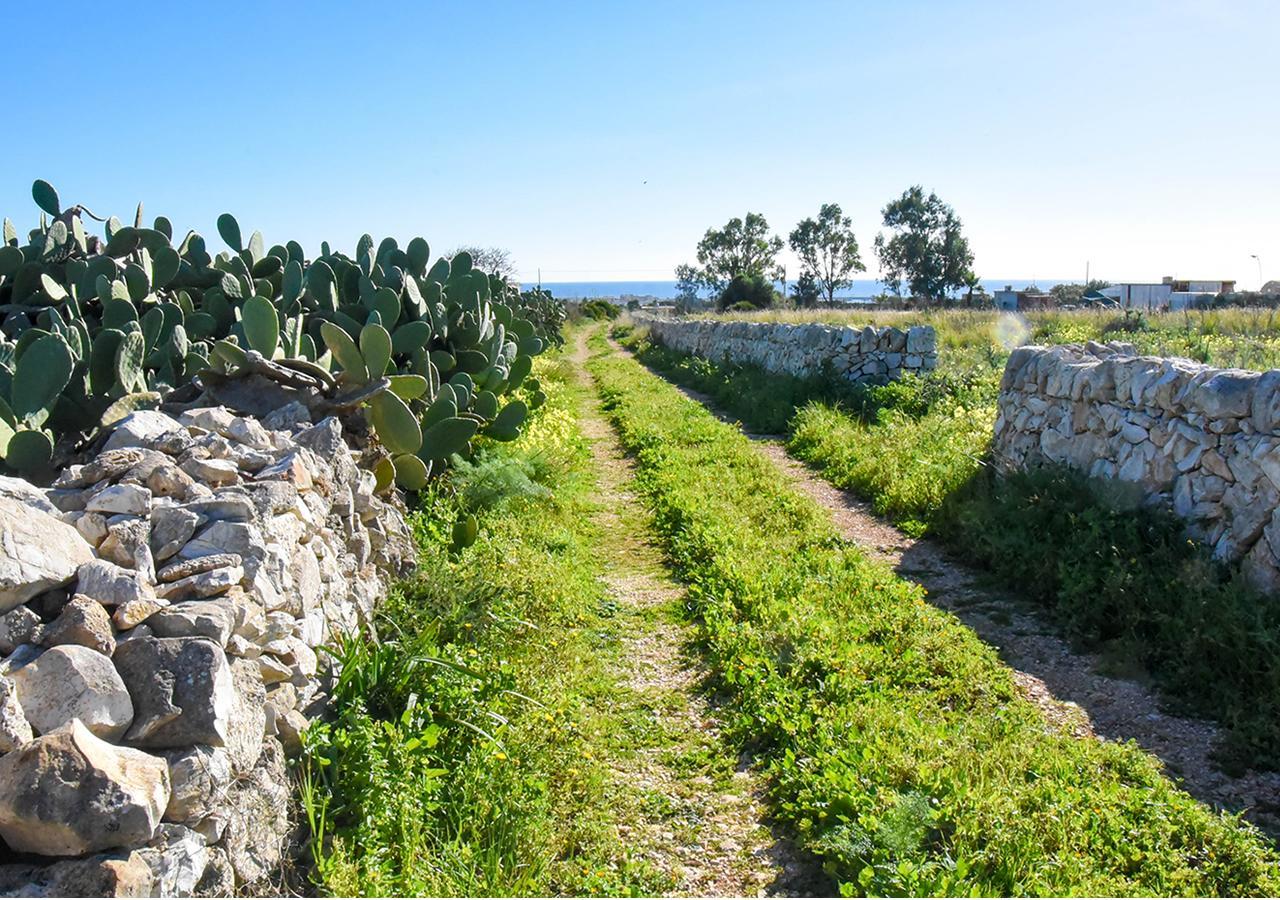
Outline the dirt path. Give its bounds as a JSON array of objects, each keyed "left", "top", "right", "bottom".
[
  {"left": 621, "top": 341, "right": 1280, "bottom": 838},
  {"left": 569, "top": 329, "right": 826, "bottom": 897}
]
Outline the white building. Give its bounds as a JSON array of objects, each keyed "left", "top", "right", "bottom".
[{"left": 1100, "top": 277, "right": 1235, "bottom": 310}]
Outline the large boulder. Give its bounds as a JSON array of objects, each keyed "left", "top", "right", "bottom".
[
  {"left": 114, "top": 637, "right": 234, "bottom": 748},
  {"left": 0, "top": 850, "right": 154, "bottom": 897},
  {"left": 10, "top": 645, "right": 134, "bottom": 740},
  {"left": 0, "top": 719, "right": 169, "bottom": 855},
  {"left": 0, "top": 496, "right": 94, "bottom": 612}
]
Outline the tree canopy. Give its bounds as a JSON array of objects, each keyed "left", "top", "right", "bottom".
[
  {"left": 873, "top": 187, "right": 974, "bottom": 302},
  {"left": 788, "top": 203, "right": 864, "bottom": 305},
  {"left": 693, "top": 213, "right": 783, "bottom": 294}
]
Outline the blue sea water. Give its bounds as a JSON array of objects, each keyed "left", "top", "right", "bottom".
[{"left": 522, "top": 278, "right": 1067, "bottom": 301}]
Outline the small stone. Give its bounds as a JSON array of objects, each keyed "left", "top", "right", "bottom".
[
  {"left": 180, "top": 457, "right": 240, "bottom": 486},
  {"left": 226, "top": 657, "right": 266, "bottom": 772},
  {"left": 85, "top": 482, "right": 152, "bottom": 517},
  {"left": 74, "top": 511, "right": 109, "bottom": 547},
  {"left": 275, "top": 708, "right": 310, "bottom": 756},
  {"left": 75, "top": 559, "right": 155, "bottom": 606},
  {"left": 146, "top": 599, "right": 236, "bottom": 646},
  {"left": 147, "top": 461, "right": 199, "bottom": 500},
  {"left": 103, "top": 410, "right": 190, "bottom": 453},
  {"left": 150, "top": 505, "right": 202, "bottom": 563},
  {"left": 115, "top": 637, "right": 235, "bottom": 749},
  {"left": 0, "top": 720, "right": 169, "bottom": 855},
  {"left": 114, "top": 598, "right": 168, "bottom": 630},
  {"left": 136, "top": 823, "right": 207, "bottom": 897},
  {"left": 183, "top": 495, "right": 256, "bottom": 523},
  {"left": 0, "top": 606, "right": 42, "bottom": 656},
  {"left": 257, "top": 655, "right": 292, "bottom": 684},
  {"left": 162, "top": 745, "right": 232, "bottom": 825},
  {"left": 256, "top": 449, "right": 313, "bottom": 490},
  {"left": 155, "top": 566, "right": 244, "bottom": 601},
  {"left": 0, "top": 497, "right": 95, "bottom": 613},
  {"left": 40, "top": 595, "right": 115, "bottom": 656},
  {"left": 0, "top": 850, "right": 155, "bottom": 896},
  {"left": 0, "top": 677, "right": 32, "bottom": 752},
  {"left": 98, "top": 517, "right": 156, "bottom": 581},
  {"left": 157, "top": 552, "right": 242, "bottom": 583},
  {"left": 10, "top": 644, "right": 134, "bottom": 740}
]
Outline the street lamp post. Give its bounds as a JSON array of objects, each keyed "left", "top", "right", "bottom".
[{"left": 1251, "top": 254, "right": 1263, "bottom": 289}]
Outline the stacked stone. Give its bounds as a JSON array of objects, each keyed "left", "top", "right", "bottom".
[
  {"left": 638, "top": 316, "right": 937, "bottom": 384},
  {"left": 0, "top": 404, "right": 412, "bottom": 895},
  {"left": 993, "top": 341, "right": 1280, "bottom": 592}
]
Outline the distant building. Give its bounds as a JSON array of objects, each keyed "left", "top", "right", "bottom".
[
  {"left": 993, "top": 285, "right": 1054, "bottom": 311},
  {"left": 1100, "top": 276, "right": 1236, "bottom": 311}
]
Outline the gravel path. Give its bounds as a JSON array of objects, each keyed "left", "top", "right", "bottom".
[
  {"left": 572, "top": 331, "right": 828, "bottom": 896},
  {"left": 621, "top": 339, "right": 1280, "bottom": 838}
]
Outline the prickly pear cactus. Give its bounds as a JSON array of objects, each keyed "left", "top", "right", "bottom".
[{"left": 0, "top": 181, "right": 565, "bottom": 483}]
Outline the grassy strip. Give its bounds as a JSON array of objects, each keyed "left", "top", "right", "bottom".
[
  {"left": 299, "top": 352, "right": 668, "bottom": 897},
  {"left": 587, "top": 332, "right": 1280, "bottom": 896},
  {"left": 625, "top": 325, "right": 1280, "bottom": 772}
]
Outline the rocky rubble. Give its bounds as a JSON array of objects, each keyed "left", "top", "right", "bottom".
[
  {"left": 993, "top": 341, "right": 1280, "bottom": 591},
  {"left": 639, "top": 315, "right": 938, "bottom": 384},
  {"left": 0, "top": 402, "right": 413, "bottom": 895}
]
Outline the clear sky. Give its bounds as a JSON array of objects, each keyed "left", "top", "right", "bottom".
[{"left": 3, "top": 0, "right": 1276, "bottom": 287}]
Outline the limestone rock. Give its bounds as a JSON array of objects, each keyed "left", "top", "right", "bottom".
[
  {"left": 219, "top": 738, "right": 289, "bottom": 885},
  {"left": 103, "top": 411, "right": 189, "bottom": 454},
  {"left": 10, "top": 645, "right": 134, "bottom": 740},
  {"left": 40, "top": 595, "right": 115, "bottom": 656},
  {"left": 145, "top": 599, "right": 235, "bottom": 646},
  {"left": 0, "top": 850, "right": 154, "bottom": 897},
  {"left": 0, "top": 476, "right": 57, "bottom": 516},
  {"left": 0, "top": 677, "right": 32, "bottom": 752},
  {"left": 0, "top": 719, "right": 169, "bottom": 855},
  {"left": 161, "top": 745, "right": 232, "bottom": 825},
  {"left": 0, "top": 496, "right": 94, "bottom": 613},
  {"left": 75, "top": 559, "right": 155, "bottom": 607},
  {"left": 0, "top": 606, "right": 42, "bottom": 655},
  {"left": 115, "top": 637, "right": 234, "bottom": 749},
  {"left": 85, "top": 483, "right": 152, "bottom": 517}
]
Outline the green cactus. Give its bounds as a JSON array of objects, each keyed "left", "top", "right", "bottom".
[
  {"left": 12, "top": 334, "right": 73, "bottom": 423},
  {"left": 5, "top": 429, "right": 52, "bottom": 473},
  {"left": 369, "top": 391, "right": 422, "bottom": 456},
  {"left": 242, "top": 296, "right": 280, "bottom": 357},
  {"left": 450, "top": 513, "right": 479, "bottom": 553},
  {"left": 0, "top": 179, "right": 564, "bottom": 481},
  {"left": 393, "top": 453, "right": 428, "bottom": 491},
  {"left": 484, "top": 400, "right": 528, "bottom": 442},
  {"left": 420, "top": 416, "right": 477, "bottom": 461}
]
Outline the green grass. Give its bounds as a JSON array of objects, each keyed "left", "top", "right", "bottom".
[
  {"left": 626, "top": 321, "right": 1280, "bottom": 771},
  {"left": 299, "top": 352, "right": 671, "bottom": 897},
  {"left": 586, "top": 332, "right": 1280, "bottom": 896}
]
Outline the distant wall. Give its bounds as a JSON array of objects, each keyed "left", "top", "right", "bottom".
[
  {"left": 638, "top": 315, "right": 937, "bottom": 384},
  {"left": 993, "top": 341, "right": 1280, "bottom": 591}
]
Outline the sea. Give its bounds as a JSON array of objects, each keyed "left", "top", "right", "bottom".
[{"left": 521, "top": 278, "right": 1066, "bottom": 301}]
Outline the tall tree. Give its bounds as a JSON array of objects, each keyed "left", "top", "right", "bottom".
[
  {"left": 873, "top": 187, "right": 974, "bottom": 303},
  {"left": 788, "top": 203, "right": 865, "bottom": 304},
  {"left": 693, "top": 213, "right": 783, "bottom": 294}
]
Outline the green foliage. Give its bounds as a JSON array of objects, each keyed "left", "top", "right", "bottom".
[
  {"left": 586, "top": 336, "right": 1280, "bottom": 896},
  {"left": 715, "top": 273, "right": 776, "bottom": 311},
  {"left": 0, "top": 180, "right": 565, "bottom": 478},
  {"left": 676, "top": 212, "right": 783, "bottom": 297},
  {"left": 873, "top": 186, "right": 975, "bottom": 302},
  {"left": 576, "top": 299, "right": 619, "bottom": 321},
  {"left": 788, "top": 203, "right": 865, "bottom": 304}
]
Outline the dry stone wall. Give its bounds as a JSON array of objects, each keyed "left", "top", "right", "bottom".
[
  {"left": 993, "top": 341, "right": 1280, "bottom": 591},
  {"left": 0, "top": 402, "right": 413, "bottom": 896},
  {"left": 639, "top": 315, "right": 938, "bottom": 383}
]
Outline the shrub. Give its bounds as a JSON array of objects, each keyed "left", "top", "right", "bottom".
[{"left": 716, "top": 273, "right": 776, "bottom": 310}]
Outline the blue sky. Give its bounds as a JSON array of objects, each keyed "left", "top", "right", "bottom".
[{"left": 3, "top": 0, "right": 1276, "bottom": 287}]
